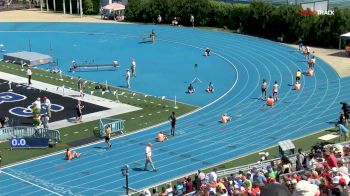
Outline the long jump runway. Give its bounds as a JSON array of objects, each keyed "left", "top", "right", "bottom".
[{"left": 0, "top": 23, "right": 349, "bottom": 195}]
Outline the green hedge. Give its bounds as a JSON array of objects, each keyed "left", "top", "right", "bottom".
[{"left": 125, "top": 0, "right": 350, "bottom": 48}]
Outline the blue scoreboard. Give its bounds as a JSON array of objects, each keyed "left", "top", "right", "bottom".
[{"left": 9, "top": 138, "right": 49, "bottom": 148}]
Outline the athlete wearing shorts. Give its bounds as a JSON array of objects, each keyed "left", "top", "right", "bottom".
[
  {"left": 273, "top": 81, "right": 279, "bottom": 102},
  {"left": 105, "top": 124, "right": 112, "bottom": 148},
  {"left": 261, "top": 79, "right": 267, "bottom": 100},
  {"left": 296, "top": 70, "right": 301, "bottom": 83}
]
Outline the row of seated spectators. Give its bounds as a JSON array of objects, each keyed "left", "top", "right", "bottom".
[{"left": 139, "top": 142, "right": 350, "bottom": 196}]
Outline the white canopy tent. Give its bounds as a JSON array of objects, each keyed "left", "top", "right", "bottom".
[
  {"left": 102, "top": 2, "right": 125, "bottom": 20},
  {"left": 339, "top": 32, "right": 350, "bottom": 49}
]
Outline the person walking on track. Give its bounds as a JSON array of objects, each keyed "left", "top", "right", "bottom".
[{"left": 144, "top": 142, "right": 157, "bottom": 172}]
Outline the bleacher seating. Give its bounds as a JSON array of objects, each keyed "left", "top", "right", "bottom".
[{"left": 139, "top": 141, "right": 350, "bottom": 196}]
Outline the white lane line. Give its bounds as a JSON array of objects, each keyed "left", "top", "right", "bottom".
[{"left": 1, "top": 171, "right": 63, "bottom": 196}]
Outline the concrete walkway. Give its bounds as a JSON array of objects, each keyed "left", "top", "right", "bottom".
[
  {"left": 287, "top": 44, "right": 350, "bottom": 78},
  {"left": 0, "top": 71, "right": 141, "bottom": 130}
]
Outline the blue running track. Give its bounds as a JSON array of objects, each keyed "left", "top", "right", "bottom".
[{"left": 0, "top": 23, "right": 349, "bottom": 195}]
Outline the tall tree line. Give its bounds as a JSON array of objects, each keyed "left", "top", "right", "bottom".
[{"left": 125, "top": 0, "right": 350, "bottom": 48}]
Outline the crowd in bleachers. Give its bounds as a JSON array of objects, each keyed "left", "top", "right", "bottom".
[{"left": 139, "top": 142, "right": 350, "bottom": 196}]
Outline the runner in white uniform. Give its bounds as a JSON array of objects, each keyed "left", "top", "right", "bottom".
[{"left": 273, "top": 81, "right": 279, "bottom": 102}]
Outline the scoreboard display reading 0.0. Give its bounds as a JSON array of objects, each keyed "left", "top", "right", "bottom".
[{"left": 9, "top": 138, "right": 49, "bottom": 148}]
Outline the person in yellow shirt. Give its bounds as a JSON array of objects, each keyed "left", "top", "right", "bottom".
[{"left": 296, "top": 69, "right": 302, "bottom": 83}]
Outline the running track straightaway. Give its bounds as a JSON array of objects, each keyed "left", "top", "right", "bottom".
[{"left": 0, "top": 23, "right": 349, "bottom": 195}]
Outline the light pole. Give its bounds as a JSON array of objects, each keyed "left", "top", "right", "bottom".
[{"left": 121, "top": 164, "right": 129, "bottom": 195}]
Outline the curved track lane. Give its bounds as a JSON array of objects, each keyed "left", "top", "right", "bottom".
[{"left": 0, "top": 24, "right": 348, "bottom": 195}]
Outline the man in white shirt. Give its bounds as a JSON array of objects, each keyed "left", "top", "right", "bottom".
[
  {"left": 26, "top": 67, "right": 32, "bottom": 85},
  {"left": 131, "top": 58, "right": 136, "bottom": 78},
  {"left": 190, "top": 15, "right": 195, "bottom": 27},
  {"left": 144, "top": 142, "right": 157, "bottom": 172},
  {"left": 43, "top": 96, "right": 51, "bottom": 118},
  {"left": 272, "top": 81, "right": 279, "bottom": 102},
  {"left": 33, "top": 97, "right": 41, "bottom": 110},
  {"left": 157, "top": 15, "right": 162, "bottom": 24},
  {"left": 126, "top": 69, "right": 131, "bottom": 88}
]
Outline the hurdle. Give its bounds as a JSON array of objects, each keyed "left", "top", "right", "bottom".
[{"left": 69, "top": 61, "right": 119, "bottom": 72}]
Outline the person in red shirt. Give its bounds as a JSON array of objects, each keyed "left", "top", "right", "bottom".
[
  {"left": 251, "top": 182, "right": 261, "bottom": 196},
  {"left": 185, "top": 176, "right": 194, "bottom": 193},
  {"left": 321, "top": 162, "right": 332, "bottom": 183},
  {"left": 324, "top": 151, "right": 338, "bottom": 168}
]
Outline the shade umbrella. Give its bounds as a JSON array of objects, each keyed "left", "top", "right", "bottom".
[{"left": 102, "top": 3, "right": 125, "bottom": 11}]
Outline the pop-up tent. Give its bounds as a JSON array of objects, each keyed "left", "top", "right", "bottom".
[
  {"left": 102, "top": 2, "right": 125, "bottom": 20},
  {"left": 339, "top": 32, "right": 350, "bottom": 49}
]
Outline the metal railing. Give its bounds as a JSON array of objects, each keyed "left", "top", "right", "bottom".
[
  {"left": 99, "top": 118, "right": 125, "bottom": 136},
  {"left": 216, "top": 154, "right": 298, "bottom": 177},
  {"left": 0, "top": 126, "right": 61, "bottom": 143}
]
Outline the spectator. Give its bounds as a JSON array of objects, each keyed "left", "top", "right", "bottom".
[
  {"left": 165, "top": 183, "right": 173, "bottom": 196},
  {"left": 172, "top": 17, "right": 178, "bottom": 26},
  {"left": 0, "top": 114, "right": 6, "bottom": 128},
  {"left": 251, "top": 182, "right": 261, "bottom": 196},
  {"left": 207, "top": 168, "right": 218, "bottom": 183},
  {"left": 338, "top": 112, "right": 346, "bottom": 125},
  {"left": 251, "top": 168, "right": 266, "bottom": 184},
  {"left": 41, "top": 114, "right": 49, "bottom": 128},
  {"left": 324, "top": 151, "right": 338, "bottom": 168},
  {"left": 26, "top": 67, "right": 32, "bottom": 85},
  {"left": 280, "top": 156, "right": 292, "bottom": 174},
  {"left": 185, "top": 177, "right": 194, "bottom": 194},
  {"left": 267, "top": 165, "right": 277, "bottom": 180},
  {"left": 190, "top": 14, "right": 194, "bottom": 27},
  {"left": 77, "top": 76, "right": 84, "bottom": 97},
  {"left": 305, "top": 153, "right": 317, "bottom": 171},
  {"left": 296, "top": 148, "right": 306, "bottom": 171},
  {"left": 175, "top": 181, "right": 184, "bottom": 195},
  {"left": 158, "top": 187, "right": 167, "bottom": 196},
  {"left": 157, "top": 15, "right": 162, "bottom": 23},
  {"left": 75, "top": 100, "right": 84, "bottom": 123},
  {"left": 33, "top": 97, "right": 41, "bottom": 110},
  {"left": 193, "top": 174, "right": 202, "bottom": 192},
  {"left": 43, "top": 96, "right": 51, "bottom": 118},
  {"left": 336, "top": 123, "right": 349, "bottom": 141},
  {"left": 341, "top": 102, "right": 350, "bottom": 125}
]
